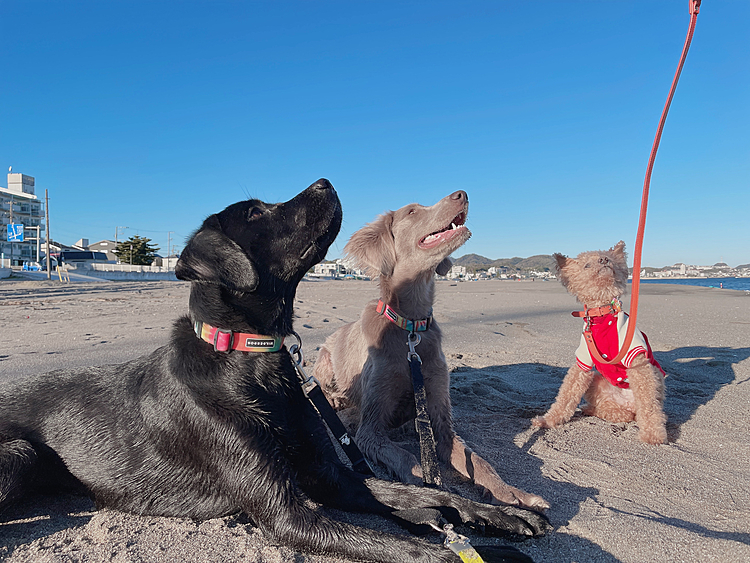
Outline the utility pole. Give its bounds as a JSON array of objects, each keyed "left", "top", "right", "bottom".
[
  {"left": 9, "top": 193, "right": 13, "bottom": 267},
  {"left": 167, "top": 231, "right": 173, "bottom": 271},
  {"left": 115, "top": 226, "right": 128, "bottom": 264},
  {"left": 115, "top": 226, "right": 129, "bottom": 245},
  {"left": 45, "top": 189, "right": 51, "bottom": 279}
]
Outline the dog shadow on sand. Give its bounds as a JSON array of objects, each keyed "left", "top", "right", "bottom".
[
  {"left": 440, "top": 363, "right": 619, "bottom": 561},
  {"left": 443, "top": 350, "right": 750, "bottom": 560},
  {"left": 656, "top": 345, "right": 750, "bottom": 440},
  {"left": 0, "top": 493, "right": 95, "bottom": 557}
]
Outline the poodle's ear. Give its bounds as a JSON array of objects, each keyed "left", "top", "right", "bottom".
[
  {"left": 553, "top": 252, "right": 572, "bottom": 287},
  {"left": 436, "top": 257, "right": 452, "bottom": 277},
  {"left": 553, "top": 252, "right": 570, "bottom": 273},
  {"left": 175, "top": 218, "right": 258, "bottom": 292},
  {"left": 344, "top": 211, "right": 396, "bottom": 277},
  {"left": 610, "top": 240, "right": 627, "bottom": 264}
]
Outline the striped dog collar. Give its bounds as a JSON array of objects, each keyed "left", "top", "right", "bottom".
[
  {"left": 376, "top": 300, "right": 432, "bottom": 332},
  {"left": 194, "top": 321, "right": 284, "bottom": 353}
]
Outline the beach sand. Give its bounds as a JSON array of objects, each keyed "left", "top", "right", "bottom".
[{"left": 1, "top": 277, "right": 748, "bottom": 562}]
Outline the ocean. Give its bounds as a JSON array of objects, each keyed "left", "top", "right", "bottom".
[{"left": 637, "top": 277, "right": 750, "bottom": 291}]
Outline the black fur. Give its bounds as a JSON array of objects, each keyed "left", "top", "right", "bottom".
[{"left": 0, "top": 179, "right": 548, "bottom": 562}]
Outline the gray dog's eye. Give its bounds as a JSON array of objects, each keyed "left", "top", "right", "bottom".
[{"left": 248, "top": 208, "right": 263, "bottom": 220}]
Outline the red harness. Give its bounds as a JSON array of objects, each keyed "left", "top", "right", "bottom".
[{"left": 573, "top": 302, "right": 665, "bottom": 388}]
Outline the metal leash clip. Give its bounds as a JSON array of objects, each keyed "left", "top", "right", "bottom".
[
  {"left": 288, "top": 331, "right": 318, "bottom": 394},
  {"left": 407, "top": 331, "right": 422, "bottom": 363}
]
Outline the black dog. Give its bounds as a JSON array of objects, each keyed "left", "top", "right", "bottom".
[{"left": 0, "top": 180, "right": 548, "bottom": 562}]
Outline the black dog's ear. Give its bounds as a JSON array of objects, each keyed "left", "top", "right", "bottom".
[{"left": 175, "top": 227, "right": 258, "bottom": 292}]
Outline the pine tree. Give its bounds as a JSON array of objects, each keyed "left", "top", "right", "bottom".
[{"left": 114, "top": 235, "right": 160, "bottom": 266}]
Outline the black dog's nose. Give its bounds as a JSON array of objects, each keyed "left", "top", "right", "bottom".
[
  {"left": 312, "top": 178, "right": 333, "bottom": 191},
  {"left": 450, "top": 190, "right": 468, "bottom": 203}
]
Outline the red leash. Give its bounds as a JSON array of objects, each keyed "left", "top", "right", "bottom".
[{"left": 586, "top": 0, "right": 701, "bottom": 367}]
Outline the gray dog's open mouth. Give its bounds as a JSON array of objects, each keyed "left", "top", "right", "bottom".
[{"left": 418, "top": 211, "right": 468, "bottom": 250}]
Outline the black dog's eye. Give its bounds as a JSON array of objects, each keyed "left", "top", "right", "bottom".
[
  {"left": 408, "top": 208, "right": 416, "bottom": 215},
  {"left": 248, "top": 207, "right": 263, "bottom": 220}
]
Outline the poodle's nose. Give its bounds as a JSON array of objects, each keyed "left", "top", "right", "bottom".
[
  {"left": 599, "top": 257, "right": 609, "bottom": 265},
  {"left": 450, "top": 190, "right": 468, "bottom": 203}
]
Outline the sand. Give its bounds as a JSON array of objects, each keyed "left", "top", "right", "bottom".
[{"left": 1, "top": 277, "right": 749, "bottom": 562}]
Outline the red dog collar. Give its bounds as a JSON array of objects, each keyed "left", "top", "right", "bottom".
[
  {"left": 194, "top": 321, "right": 284, "bottom": 353},
  {"left": 572, "top": 299, "right": 623, "bottom": 319},
  {"left": 376, "top": 300, "right": 432, "bottom": 332}
]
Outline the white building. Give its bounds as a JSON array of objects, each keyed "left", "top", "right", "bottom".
[
  {"left": 313, "top": 261, "right": 347, "bottom": 277},
  {"left": 0, "top": 172, "right": 45, "bottom": 266},
  {"left": 448, "top": 265, "right": 467, "bottom": 279}
]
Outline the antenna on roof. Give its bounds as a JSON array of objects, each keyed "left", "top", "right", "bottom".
[{"left": 8, "top": 166, "right": 11, "bottom": 172}]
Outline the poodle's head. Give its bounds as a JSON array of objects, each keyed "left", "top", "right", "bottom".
[{"left": 553, "top": 241, "right": 629, "bottom": 306}]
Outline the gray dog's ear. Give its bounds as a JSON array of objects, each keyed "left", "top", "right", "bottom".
[
  {"left": 344, "top": 211, "right": 396, "bottom": 278},
  {"left": 175, "top": 227, "right": 258, "bottom": 292},
  {"left": 436, "top": 257, "right": 452, "bottom": 276}
]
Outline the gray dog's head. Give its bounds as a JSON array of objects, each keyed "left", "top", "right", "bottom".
[{"left": 344, "top": 190, "right": 471, "bottom": 282}]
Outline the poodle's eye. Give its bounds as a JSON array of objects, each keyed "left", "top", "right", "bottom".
[
  {"left": 248, "top": 207, "right": 263, "bottom": 220},
  {"left": 584, "top": 263, "right": 591, "bottom": 269}
]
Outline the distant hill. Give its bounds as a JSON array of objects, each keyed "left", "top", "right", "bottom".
[
  {"left": 452, "top": 253, "right": 495, "bottom": 267},
  {"left": 452, "top": 254, "right": 556, "bottom": 272}
]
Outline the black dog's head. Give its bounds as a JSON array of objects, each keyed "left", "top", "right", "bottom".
[{"left": 175, "top": 179, "right": 342, "bottom": 334}]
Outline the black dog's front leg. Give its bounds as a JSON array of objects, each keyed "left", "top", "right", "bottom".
[
  {"left": 303, "top": 465, "right": 549, "bottom": 538},
  {"left": 235, "top": 451, "right": 458, "bottom": 563}
]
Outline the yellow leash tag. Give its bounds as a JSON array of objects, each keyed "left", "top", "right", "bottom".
[{"left": 446, "top": 537, "right": 485, "bottom": 563}]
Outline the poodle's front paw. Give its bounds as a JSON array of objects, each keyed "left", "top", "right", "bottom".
[
  {"left": 531, "top": 415, "right": 553, "bottom": 429},
  {"left": 639, "top": 425, "right": 668, "bottom": 445}
]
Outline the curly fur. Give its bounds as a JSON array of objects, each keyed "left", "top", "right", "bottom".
[{"left": 532, "top": 241, "right": 667, "bottom": 445}]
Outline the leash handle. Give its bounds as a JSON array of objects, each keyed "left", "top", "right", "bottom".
[{"left": 593, "top": 0, "right": 701, "bottom": 366}]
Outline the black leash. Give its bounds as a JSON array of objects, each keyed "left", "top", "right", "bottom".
[
  {"left": 288, "top": 333, "right": 374, "bottom": 476},
  {"left": 407, "top": 331, "right": 443, "bottom": 487}
]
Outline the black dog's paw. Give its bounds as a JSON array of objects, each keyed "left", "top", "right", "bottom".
[{"left": 468, "top": 503, "right": 551, "bottom": 538}]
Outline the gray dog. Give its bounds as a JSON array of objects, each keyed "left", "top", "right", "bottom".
[{"left": 313, "top": 190, "right": 549, "bottom": 511}]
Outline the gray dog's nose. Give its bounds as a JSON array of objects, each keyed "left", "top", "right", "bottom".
[{"left": 450, "top": 190, "right": 467, "bottom": 203}]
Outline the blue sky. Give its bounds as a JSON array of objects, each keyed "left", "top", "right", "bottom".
[{"left": 2, "top": 1, "right": 748, "bottom": 267}]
